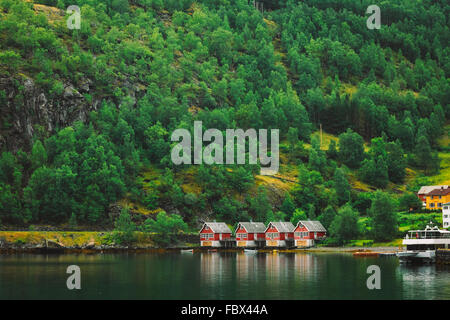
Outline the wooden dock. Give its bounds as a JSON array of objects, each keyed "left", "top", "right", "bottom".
[{"left": 436, "top": 249, "right": 450, "bottom": 264}]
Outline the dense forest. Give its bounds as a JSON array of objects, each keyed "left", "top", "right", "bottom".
[{"left": 0, "top": 0, "right": 448, "bottom": 243}]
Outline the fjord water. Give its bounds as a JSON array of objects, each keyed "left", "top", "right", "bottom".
[{"left": 0, "top": 252, "right": 449, "bottom": 300}]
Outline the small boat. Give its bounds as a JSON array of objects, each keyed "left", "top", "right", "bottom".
[
  {"left": 353, "top": 251, "right": 379, "bottom": 257},
  {"left": 397, "top": 250, "right": 435, "bottom": 263},
  {"left": 181, "top": 249, "right": 194, "bottom": 254},
  {"left": 244, "top": 249, "right": 257, "bottom": 254}
]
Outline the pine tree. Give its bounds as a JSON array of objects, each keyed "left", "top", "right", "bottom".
[
  {"left": 329, "top": 205, "right": 359, "bottom": 245},
  {"left": 386, "top": 140, "right": 406, "bottom": 183},
  {"left": 333, "top": 168, "right": 350, "bottom": 205},
  {"left": 318, "top": 205, "right": 336, "bottom": 230},
  {"left": 369, "top": 191, "right": 398, "bottom": 241},
  {"left": 414, "top": 135, "right": 440, "bottom": 174},
  {"left": 338, "top": 129, "right": 365, "bottom": 168},
  {"left": 31, "top": 140, "right": 47, "bottom": 170},
  {"left": 280, "top": 193, "right": 295, "bottom": 218},
  {"left": 69, "top": 212, "right": 77, "bottom": 229}
]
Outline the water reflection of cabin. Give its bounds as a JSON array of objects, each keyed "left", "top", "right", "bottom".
[
  {"left": 199, "top": 222, "right": 233, "bottom": 247},
  {"left": 235, "top": 222, "right": 266, "bottom": 248},
  {"left": 265, "top": 222, "right": 295, "bottom": 247},
  {"left": 294, "top": 220, "right": 327, "bottom": 248}
]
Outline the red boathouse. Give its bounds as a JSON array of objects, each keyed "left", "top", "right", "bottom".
[
  {"left": 235, "top": 222, "right": 266, "bottom": 248},
  {"left": 265, "top": 222, "right": 295, "bottom": 247},
  {"left": 199, "top": 222, "right": 232, "bottom": 247},
  {"left": 294, "top": 220, "right": 326, "bottom": 247}
]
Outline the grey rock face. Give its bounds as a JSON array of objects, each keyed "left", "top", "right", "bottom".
[{"left": 0, "top": 75, "right": 98, "bottom": 151}]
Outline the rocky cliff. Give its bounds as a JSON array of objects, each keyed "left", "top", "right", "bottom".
[{"left": 0, "top": 74, "right": 99, "bottom": 151}]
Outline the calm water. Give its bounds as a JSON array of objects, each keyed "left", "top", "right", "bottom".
[{"left": 0, "top": 252, "right": 449, "bottom": 300}]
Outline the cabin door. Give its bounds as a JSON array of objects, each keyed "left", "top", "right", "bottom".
[{"left": 219, "top": 234, "right": 223, "bottom": 240}]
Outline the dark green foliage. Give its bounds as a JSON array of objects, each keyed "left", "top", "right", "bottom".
[
  {"left": 280, "top": 193, "right": 295, "bottom": 218},
  {"left": 359, "top": 136, "right": 405, "bottom": 188},
  {"left": 329, "top": 204, "right": 359, "bottom": 245},
  {"left": 307, "top": 203, "right": 316, "bottom": 220},
  {"left": 369, "top": 191, "right": 398, "bottom": 242},
  {"left": 214, "top": 197, "right": 245, "bottom": 223},
  {"left": 359, "top": 156, "right": 389, "bottom": 189},
  {"left": 308, "top": 137, "right": 327, "bottom": 173},
  {"left": 142, "top": 211, "right": 188, "bottom": 247},
  {"left": 386, "top": 140, "right": 406, "bottom": 183},
  {"left": 338, "top": 129, "right": 365, "bottom": 168},
  {"left": 249, "top": 186, "right": 273, "bottom": 223},
  {"left": 333, "top": 168, "right": 350, "bottom": 205},
  {"left": 68, "top": 212, "right": 77, "bottom": 229},
  {"left": 265, "top": 210, "right": 287, "bottom": 225},
  {"left": 291, "top": 164, "right": 336, "bottom": 219},
  {"left": 326, "top": 140, "right": 338, "bottom": 160},
  {"left": 318, "top": 205, "right": 336, "bottom": 230},
  {"left": 30, "top": 140, "right": 47, "bottom": 170},
  {"left": 0, "top": 0, "right": 448, "bottom": 230},
  {"left": 413, "top": 135, "right": 440, "bottom": 175},
  {"left": 0, "top": 182, "right": 26, "bottom": 224},
  {"left": 398, "top": 192, "right": 423, "bottom": 212},
  {"left": 290, "top": 208, "right": 307, "bottom": 225},
  {"left": 113, "top": 209, "right": 137, "bottom": 245},
  {"left": 352, "top": 192, "right": 373, "bottom": 216}
]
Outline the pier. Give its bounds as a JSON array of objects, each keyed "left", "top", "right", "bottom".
[{"left": 436, "top": 249, "right": 450, "bottom": 264}]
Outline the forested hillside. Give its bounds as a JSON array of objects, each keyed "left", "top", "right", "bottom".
[{"left": 0, "top": 0, "right": 448, "bottom": 239}]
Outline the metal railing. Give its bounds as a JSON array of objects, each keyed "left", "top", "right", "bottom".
[{"left": 405, "top": 234, "right": 450, "bottom": 240}]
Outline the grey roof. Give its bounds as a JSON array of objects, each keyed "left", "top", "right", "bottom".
[
  {"left": 266, "top": 221, "right": 295, "bottom": 233},
  {"left": 237, "top": 222, "right": 266, "bottom": 233},
  {"left": 297, "top": 220, "right": 327, "bottom": 232},
  {"left": 417, "top": 185, "right": 448, "bottom": 194},
  {"left": 201, "top": 222, "right": 231, "bottom": 233}
]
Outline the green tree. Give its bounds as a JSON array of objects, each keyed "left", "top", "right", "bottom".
[
  {"left": 0, "top": 182, "right": 26, "bottom": 223},
  {"left": 68, "top": 212, "right": 77, "bottom": 229},
  {"left": 369, "top": 191, "right": 398, "bottom": 241},
  {"left": 414, "top": 135, "right": 440, "bottom": 175},
  {"left": 318, "top": 205, "right": 336, "bottom": 230},
  {"left": 280, "top": 193, "right": 295, "bottom": 218},
  {"left": 142, "top": 211, "right": 188, "bottom": 247},
  {"left": 327, "top": 140, "right": 338, "bottom": 159},
  {"left": 398, "top": 192, "right": 422, "bottom": 212},
  {"left": 31, "top": 140, "right": 47, "bottom": 170},
  {"left": 307, "top": 203, "right": 316, "bottom": 220},
  {"left": 249, "top": 186, "right": 273, "bottom": 223},
  {"left": 113, "top": 209, "right": 137, "bottom": 245},
  {"left": 0, "top": 50, "right": 21, "bottom": 74},
  {"left": 333, "top": 168, "right": 350, "bottom": 205},
  {"left": 338, "top": 129, "right": 365, "bottom": 168},
  {"left": 359, "top": 156, "right": 389, "bottom": 188},
  {"left": 290, "top": 208, "right": 307, "bottom": 225},
  {"left": 329, "top": 204, "right": 359, "bottom": 245},
  {"left": 386, "top": 140, "right": 406, "bottom": 183}
]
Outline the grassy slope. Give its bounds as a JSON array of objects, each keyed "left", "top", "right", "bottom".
[{"left": 123, "top": 124, "right": 449, "bottom": 218}]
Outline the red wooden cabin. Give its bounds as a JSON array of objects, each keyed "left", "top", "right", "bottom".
[
  {"left": 265, "top": 222, "right": 295, "bottom": 247},
  {"left": 294, "top": 220, "right": 326, "bottom": 247},
  {"left": 235, "top": 222, "right": 266, "bottom": 247},
  {"left": 199, "top": 222, "right": 232, "bottom": 247}
]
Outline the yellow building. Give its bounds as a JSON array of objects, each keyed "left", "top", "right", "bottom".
[{"left": 425, "top": 187, "right": 450, "bottom": 209}]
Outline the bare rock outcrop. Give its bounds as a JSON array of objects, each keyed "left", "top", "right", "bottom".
[{"left": 0, "top": 75, "right": 99, "bottom": 151}]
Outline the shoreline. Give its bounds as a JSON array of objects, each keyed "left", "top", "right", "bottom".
[
  {"left": 0, "top": 246, "right": 400, "bottom": 254},
  {"left": 0, "top": 231, "right": 403, "bottom": 254}
]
